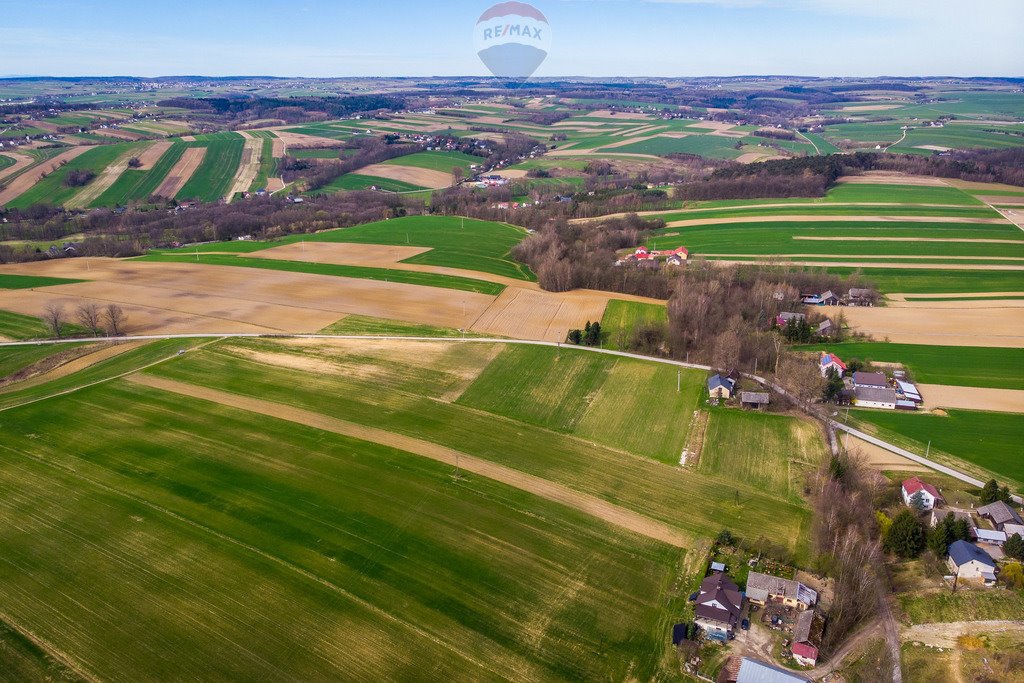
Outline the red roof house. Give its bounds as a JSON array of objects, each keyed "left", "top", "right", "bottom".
[
  {"left": 902, "top": 477, "right": 943, "bottom": 510},
  {"left": 791, "top": 641, "right": 819, "bottom": 667}
]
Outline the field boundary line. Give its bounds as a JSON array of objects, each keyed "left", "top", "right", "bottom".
[
  {"left": 0, "top": 609, "right": 99, "bottom": 682},
  {"left": 126, "top": 373, "right": 694, "bottom": 549}
]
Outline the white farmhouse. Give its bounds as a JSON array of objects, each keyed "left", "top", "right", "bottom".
[{"left": 901, "top": 477, "right": 943, "bottom": 511}]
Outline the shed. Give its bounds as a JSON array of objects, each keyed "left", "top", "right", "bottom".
[
  {"left": 740, "top": 392, "right": 770, "bottom": 409},
  {"left": 854, "top": 386, "right": 898, "bottom": 410},
  {"left": 977, "top": 501, "right": 1023, "bottom": 530},
  {"left": 736, "top": 658, "right": 809, "bottom": 682},
  {"left": 853, "top": 371, "right": 888, "bottom": 388}
]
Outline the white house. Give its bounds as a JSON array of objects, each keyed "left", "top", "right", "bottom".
[
  {"left": 854, "top": 386, "right": 897, "bottom": 410},
  {"left": 902, "top": 477, "right": 943, "bottom": 511},
  {"left": 947, "top": 540, "right": 997, "bottom": 585}
]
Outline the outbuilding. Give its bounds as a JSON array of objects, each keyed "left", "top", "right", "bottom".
[
  {"left": 947, "top": 540, "right": 997, "bottom": 585},
  {"left": 853, "top": 386, "right": 898, "bottom": 410}
]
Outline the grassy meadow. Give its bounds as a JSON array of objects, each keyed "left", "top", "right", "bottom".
[{"left": 600, "top": 300, "right": 668, "bottom": 351}]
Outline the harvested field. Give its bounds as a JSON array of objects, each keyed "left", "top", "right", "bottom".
[
  {"left": 65, "top": 144, "right": 149, "bottom": 209},
  {"left": 836, "top": 173, "right": 949, "bottom": 186},
  {"left": 470, "top": 286, "right": 610, "bottom": 341},
  {"left": 491, "top": 169, "right": 528, "bottom": 179},
  {"left": 0, "top": 147, "right": 90, "bottom": 206},
  {"left": 918, "top": 384, "right": 1024, "bottom": 414},
  {"left": 154, "top": 146, "right": 205, "bottom": 198},
  {"left": 0, "top": 259, "right": 495, "bottom": 334},
  {"left": 128, "top": 373, "right": 691, "bottom": 548},
  {"left": 272, "top": 130, "right": 346, "bottom": 148},
  {"left": 96, "top": 127, "right": 146, "bottom": 141},
  {"left": 736, "top": 152, "right": 781, "bottom": 163},
  {"left": 0, "top": 152, "right": 34, "bottom": 182},
  {"left": 270, "top": 136, "right": 286, "bottom": 158},
  {"left": 226, "top": 136, "right": 263, "bottom": 199},
  {"left": 841, "top": 304, "right": 1024, "bottom": 347},
  {"left": 265, "top": 177, "right": 285, "bottom": 193},
  {"left": 686, "top": 121, "right": 736, "bottom": 132},
  {"left": 134, "top": 140, "right": 173, "bottom": 170},
  {"left": 847, "top": 434, "right": 929, "bottom": 473},
  {"left": 356, "top": 163, "right": 451, "bottom": 189},
  {"left": 980, "top": 195, "right": 1024, "bottom": 206}
]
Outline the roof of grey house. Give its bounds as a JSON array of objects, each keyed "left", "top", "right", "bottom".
[
  {"left": 736, "top": 658, "right": 809, "bottom": 683},
  {"left": 778, "top": 312, "right": 806, "bottom": 322},
  {"left": 792, "top": 609, "right": 825, "bottom": 646},
  {"left": 854, "top": 386, "right": 898, "bottom": 404},
  {"left": 978, "top": 501, "right": 1023, "bottom": 527},
  {"left": 849, "top": 288, "right": 873, "bottom": 298},
  {"left": 696, "top": 573, "right": 743, "bottom": 626},
  {"left": 931, "top": 509, "right": 974, "bottom": 527},
  {"left": 741, "top": 392, "right": 770, "bottom": 404},
  {"left": 948, "top": 540, "right": 995, "bottom": 568},
  {"left": 708, "top": 374, "right": 736, "bottom": 392},
  {"left": 745, "top": 572, "right": 817, "bottom": 606},
  {"left": 853, "top": 371, "right": 888, "bottom": 387}
]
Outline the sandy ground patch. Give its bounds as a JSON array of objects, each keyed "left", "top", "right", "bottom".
[
  {"left": 270, "top": 137, "right": 286, "bottom": 158},
  {"left": 946, "top": 179, "right": 1024, "bottom": 193},
  {"left": 918, "top": 384, "right": 1024, "bottom": 414},
  {"left": 265, "top": 177, "right": 286, "bottom": 193},
  {"left": 996, "top": 208, "right": 1024, "bottom": 231},
  {"left": 271, "top": 130, "right": 346, "bottom": 148},
  {"left": 978, "top": 195, "right": 1024, "bottom": 206},
  {"left": 888, "top": 291, "right": 1024, "bottom": 301},
  {"left": 584, "top": 110, "right": 657, "bottom": 121},
  {"left": 134, "top": 140, "right": 173, "bottom": 170},
  {"left": 794, "top": 236, "right": 1022, "bottom": 244},
  {"left": 96, "top": 128, "right": 146, "bottom": 141},
  {"left": 179, "top": 135, "right": 196, "bottom": 142},
  {"left": 902, "top": 621, "right": 1024, "bottom": 648},
  {"left": 736, "top": 152, "right": 781, "bottom": 163},
  {"left": 471, "top": 116, "right": 509, "bottom": 126},
  {"left": 0, "top": 341, "right": 146, "bottom": 393},
  {"left": 470, "top": 286, "right": 611, "bottom": 342},
  {"left": 127, "top": 373, "right": 691, "bottom": 548},
  {"left": 0, "top": 152, "right": 35, "bottom": 183},
  {"left": 491, "top": 169, "right": 528, "bottom": 179},
  {"left": 839, "top": 304, "right": 1024, "bottom": 348},
  {"left": 0, "top": 146, "right": 91, "bottom": 206},
  {"left": 66, "top": 143, "right": 153, "bottom": 209},
  {"left": 226, "top": 136, "right": 263, "bottom": 199},
  {"left": 836, "top": 172, "right": 949, "bottom": 186},
  {"left": 666, "top": 214, "right": 1008, "bottom": 229},
  {"left": 155, "top": 146, "right": 206, "bottom": 198},
  {"left": 847, "top": 434, "right": 929, "bottom": 473},
  {"left": 686, "top": 121, "right": 736, "bottom": 133},
  {"left": 356, "top": 163, "right": 454, "bottom": 189},
  {"left": 916, "top": 145, "right": 952, "bottom": 152},
  {"left": 841, "top": 104, "right": 903, "bottom": 112},
  {"left": 0, "top": 258, "right": 495, "bottom": 334}
]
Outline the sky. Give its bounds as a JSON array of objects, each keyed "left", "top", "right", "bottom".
[{"left": 3, "top": 0, "right": 1023, "bottom": 78}]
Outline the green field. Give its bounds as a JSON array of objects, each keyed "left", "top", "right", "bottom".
[
  {"left": 852, "top": 409, "right": 1024, "bottom": 491},
  {"left": 0, "top": 274, "right": 84, "bottom": 290},
  {"left": 0, "top": 343, "right": 83, "bottom": 379},
  {"left": 0, "top": 154, "right": 16, "bottom": 172},
  {"left": 248, "top": 137, "right": 277, "bottom": 193},
  {"left": 136, "top": 253, "right": 505, "bottom": 295},
  {"left": 602, "top": 134, "right": 744, "bottom": 159},
  {"left": 699, "top": 409, "right": 827, "bottom": 504},
  {"left": 92, "top": 142, "right": 187, "bottom": 206},
  {"left": 899, "top": 590, "right": 1024, "bottom": 626},
  {"left": 318, "top": 173, "right": 427, "bottom": 193},
  {"left": 824, "top": 183, "right": 982, "bottom": 205},
  {"left": 318, "top": 314, "right": 494, "bottom": 339},
  {"left": 650, "top": 204, "right": 1002, "bottom": 221},
  {"left": 795, "top": 342, "right": 1024, "bottom": 391},
  {"left": 600, "top": 300, "right": 668, "bottom": 351},
  {"left": 0, "top": 335, "right": 819, "bottom": 679},
  {"left": 0, "top": 310, "right": 52, "bottom": 340},
  {"left": 308, "top": 215, "right": 534, "bottom": 281},
  {"left": 822, "top": 267, "right": 1024, "bottom": 295},
  {"left": 177, "top": 136, "right": 245, "bottom": 202},
  {"left": 290, "top": 147, "right": 342, "bottom": 159},
  {"left": 383, "top": 150, "right": 481, "bottom": 174},
  {"left": 5, "top": 143, "right": 136, "bottom": 209}
]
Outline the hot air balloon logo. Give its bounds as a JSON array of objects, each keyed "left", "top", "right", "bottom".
[{"left": 474, "top": 2, "right": 552, "bottom": 82}]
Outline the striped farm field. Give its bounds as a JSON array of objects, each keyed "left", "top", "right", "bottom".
[
  {"left": 92, "top": 142, "right": 187, "bottom": 206},
  {"left": 0, "top": 336, "right": 816, "bottom": 679},
  {"left": 177, "top": 134, "right": 245, "bottom": 202},
  {"left": 5, "top": 143, "right": 137, "bottom": 209},
  {"left": 317, "top": 173, "right": 426, "bottom": 193},
  {"left": 825, "top": 183, "right": 983, "bottom": 205},
  {"left": 382, "top": 150, "right": 482, "bottom": 174}
]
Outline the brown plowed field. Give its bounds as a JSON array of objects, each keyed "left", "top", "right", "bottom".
[
  {"left": 226, "top": 137, "right": 263, "bottom": 198},
  {"left": 128, "top": 373, "right": 692, "bottom": 548},
  {"left": 0, "top": 152, "right": 35, "bottom": 183},
  {"left": 155, "top": 146, "right": 206, "bottom": 198},
  {"left": 356, "top": 163, "right": 452, "bottom": 189},
  {"left": 918, "top": 384, "right": 1024, "bottom": 414},
  {"left": 134, "top": 140, "right": 173, "bottom": 170},
  {"left": 0, "top": 147, "right": 91, "bottom": 206},
  {"left": 470, "top": 286, "right": 610, "bottom": 341},
  {"left": 840, "top": 304, "right": 1024, "bottom": 348}
]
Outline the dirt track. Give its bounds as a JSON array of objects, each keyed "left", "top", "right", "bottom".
[
  {"left": 0, "top": 147, "right": 91, "bottom": 206},
  {"left": 127, "top": 373, "right": 691, "bottom": 548},
  {"left": 155, "top": 147, "right": 205, "bottom": 198}
]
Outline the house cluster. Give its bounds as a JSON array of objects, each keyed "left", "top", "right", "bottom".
[
  {"left": 707, "top": 371, "right": 770, "bottom": 410},
  {"left": 615, "top": 245, "right": 690, "bottom": 269},
  {"left": 775, "top": 311, "right": 838, "bottom": 338},
  {"left": 473, "top": 174, "right": 509, "bottom": 189},
  {"left": 901, "top": 477, "right": 1024, "bottom": 586},
  {"left": 819, "top": 352, "right": 923, "bottom": 410},
  {"left": 746, "top": 572, "right": 823, "bottom": 667},
  {"left": 801, "top": 288, "right": 876, "bottom": 307}
]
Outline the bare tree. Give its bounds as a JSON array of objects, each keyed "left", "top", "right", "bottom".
[
  {"left": 76, "top": 303, "right": 103, "bottom": 336},
  {"left": 103, "top": 304, "right": 127, "bottom": 336},
  {"left": 42, "top": 303, "right": 67, "bottom": 338},
  {"left": 452, "top": 166, "right": 465, "bottom": 186}
]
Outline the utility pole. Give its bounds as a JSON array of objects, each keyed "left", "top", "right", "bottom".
[{"left": 677, "top": 369, "right": 681, "bottom": 393}]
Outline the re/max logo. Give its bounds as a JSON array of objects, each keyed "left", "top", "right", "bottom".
[{"left": 482, "top": 24, "right": 543, "bottom": 41}]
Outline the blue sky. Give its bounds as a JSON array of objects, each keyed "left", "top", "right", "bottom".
[{"left": 4, "top": 0, "right": 1022, "bottom": 78}]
